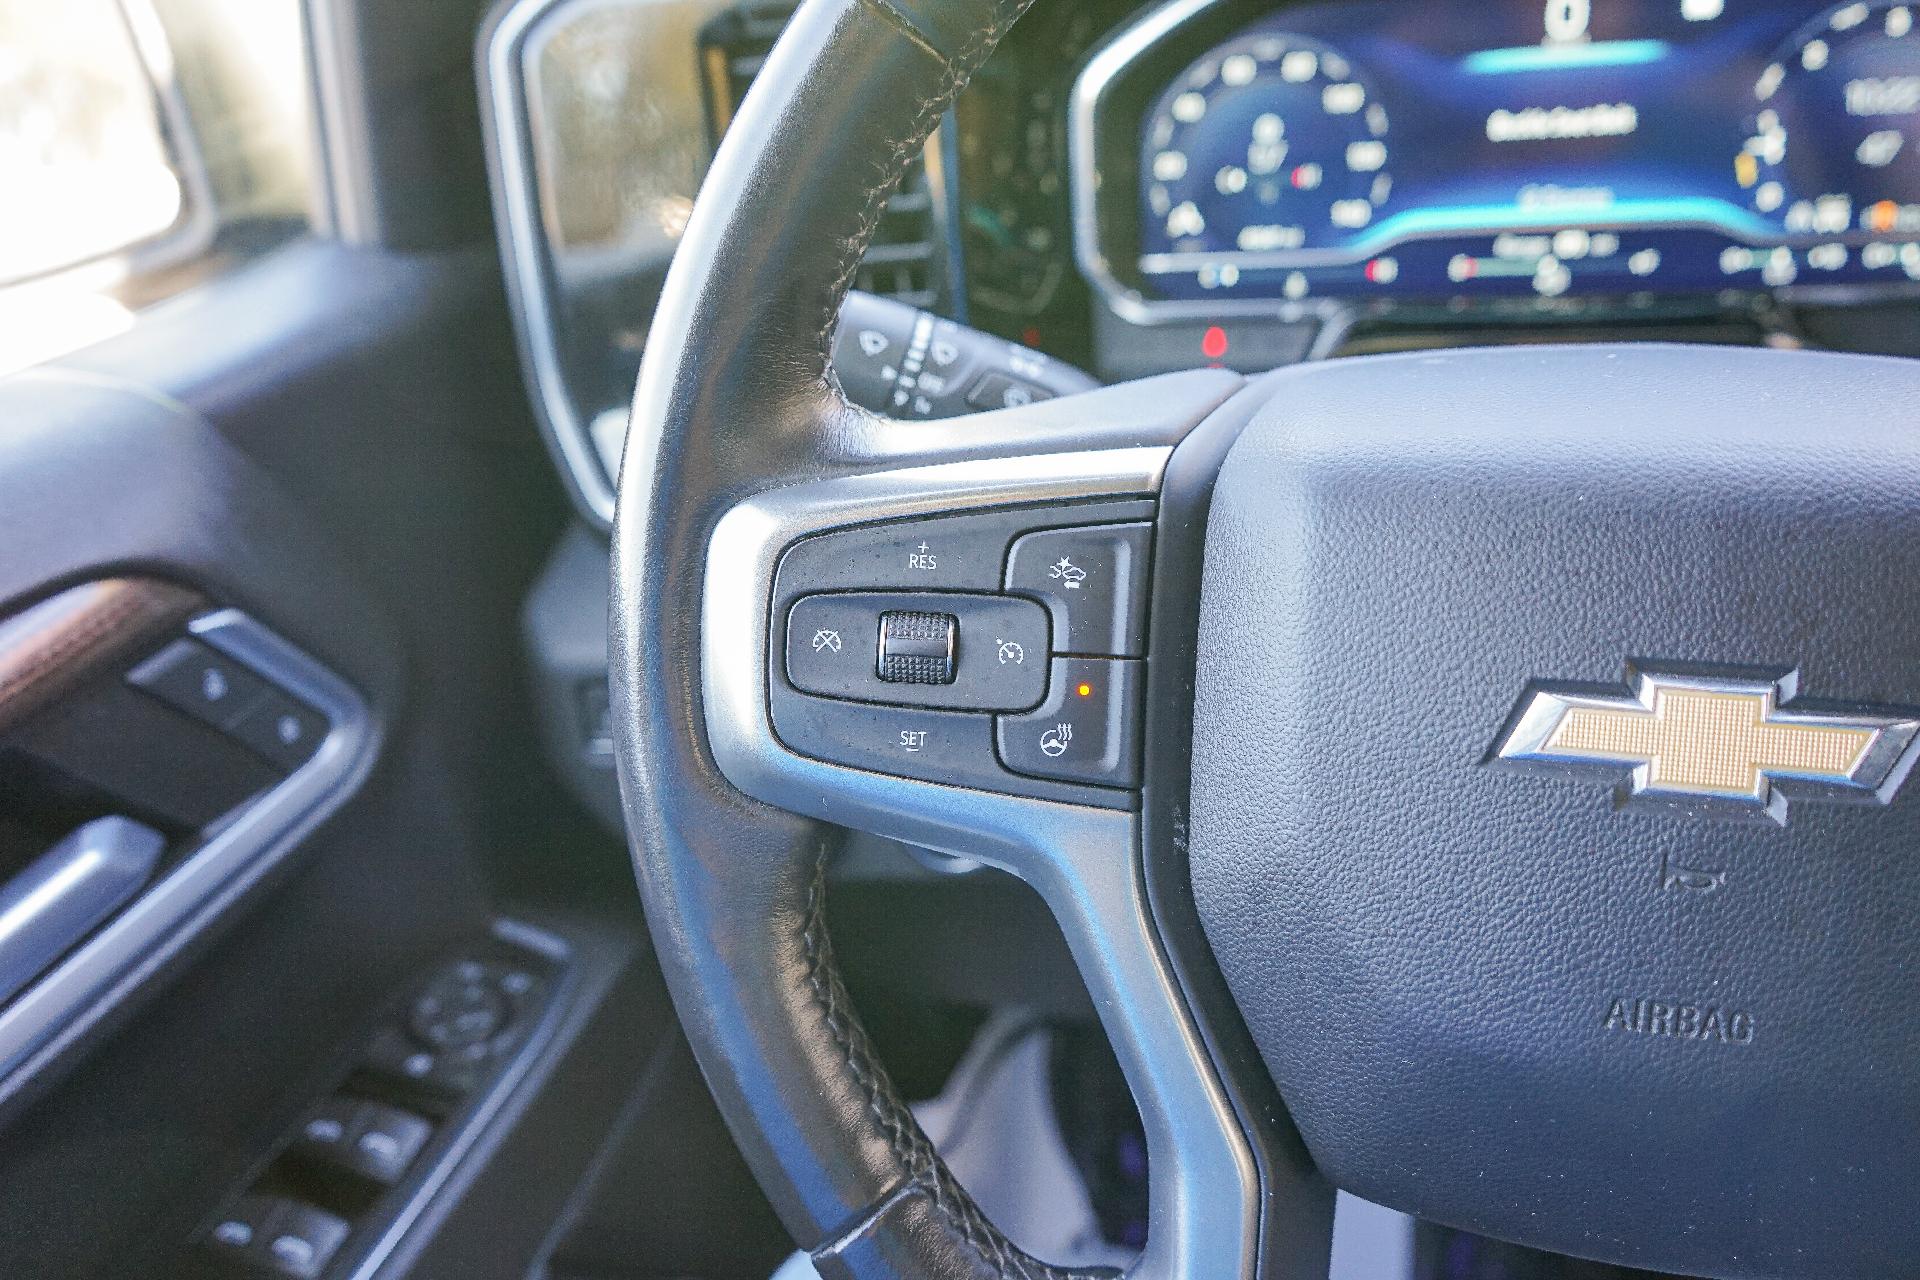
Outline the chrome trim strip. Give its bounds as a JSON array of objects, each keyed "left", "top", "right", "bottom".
[
  {"left": 0, "top": 817, "right": 166, "bottom": 1008},
  {"left": 704, "top": 446, "right": 1258, "bottom": 1280},
  {"left": 481, "top": 0, "right": 623, "bottom": 527},
  {"left": 304, "top": 0, "right": 383, "bottom": 243},
  {"left": 0, "top": 611, "right": 374, "bottom": 1100}
]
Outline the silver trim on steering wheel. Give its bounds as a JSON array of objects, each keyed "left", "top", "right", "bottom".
[{"left": 704, "top": 446, "right": 1259, "bottom": 1280}]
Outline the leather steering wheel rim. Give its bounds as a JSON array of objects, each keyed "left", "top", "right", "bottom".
[{"left": 608, "top": 0, "right": 1123, "bottom": 1274}]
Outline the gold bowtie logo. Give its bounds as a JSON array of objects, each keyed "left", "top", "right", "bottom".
[{"left": 1494, "top": 670, "right": 1920, "bottom": 821}]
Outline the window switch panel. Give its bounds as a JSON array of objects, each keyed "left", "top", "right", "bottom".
[
  {"left": 290, "top": 1096, "right": 432, "bottom": 1189},
  {"left": 201, "top": 1197, "right": 349, "bottom": 1279},
  {"left": 259, "top": 1202, "right": 351, "bottom": 1279},
  {"left": 345, "top": 1102, "right": 432, "bottom": 1186}
]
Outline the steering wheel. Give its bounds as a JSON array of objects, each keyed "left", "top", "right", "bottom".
[{"left": 609, "top": 1, "right": 1920, "bottom": 1276}]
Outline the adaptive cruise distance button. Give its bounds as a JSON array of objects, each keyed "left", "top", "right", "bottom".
[
  {"left": 998, "top": 657, "right": 1144, "bottom": 789},
  {"left": 785, "top": 592, "right": 1048, "bottom": 711},
  {"left": 1005, "top": 523, "right": 1152, "bottom": 657}
]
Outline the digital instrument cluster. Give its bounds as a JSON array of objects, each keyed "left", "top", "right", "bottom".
[{"left": 1080, "top": 0, "right": 1920, "bottom": 306}]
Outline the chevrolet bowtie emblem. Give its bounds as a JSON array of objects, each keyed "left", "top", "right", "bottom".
[{"left": 1493, "top": 669, "right": 1920, "bottom": 821}]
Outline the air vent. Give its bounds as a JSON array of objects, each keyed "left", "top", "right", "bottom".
[
  {"left": 698, "top": 2, "right": 948, "bottom": 311},
  {"left": 696, "top": 1, "right": 792, "bottom": 138}
]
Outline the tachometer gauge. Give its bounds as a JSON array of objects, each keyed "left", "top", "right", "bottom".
[
  {"left": 1742, "top": 1, "right": 1920, "bottom": 240},
  {"left": 1141, "top": 34, "right": 1390, "bottom": 268}
]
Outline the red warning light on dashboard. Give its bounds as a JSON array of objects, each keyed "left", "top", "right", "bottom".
[
  {"left": 1201, "top": 325, "right": 1229, "bottom": 360},
  {"left": 1365, "top": 257, "right": 1399, "bottom": 285}
]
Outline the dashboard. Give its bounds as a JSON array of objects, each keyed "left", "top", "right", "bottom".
[
  {"left": 1080, "top": 0, "right": 1920, "bottom": 307},
  {"left": 480, "top": 0, "right": 1920, "bottom": 530}
]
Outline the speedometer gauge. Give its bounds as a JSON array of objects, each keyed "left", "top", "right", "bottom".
[
  {"left": 1742, "top": 1, "right": 1920, "bottom": 240},
  {"left": 1093, "top": 0, "right": 1920, "bottom": 308},
  {"left": 1142, "top": 34, "right": 1390, "bottom": 276}
]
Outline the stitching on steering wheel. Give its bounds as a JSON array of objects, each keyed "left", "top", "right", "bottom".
[
  {"left": 810, "top": 0, "right": 1037, "bottom": 391},
  {"left": 801, "top": 854, "right": 1102, "bottom": 1278},
  {"left": 810, "top": 58, "right": 957, "bottom": 389}
]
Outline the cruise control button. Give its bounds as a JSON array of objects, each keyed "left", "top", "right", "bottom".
[
  {"left": 777, "top": 511, "right": 1020, "bottom": 593},
  {"left": 771, "top": 692, "right": 1009, "bottom": 790},
  {"left": 1005, "top": 524, "right": 1152, "bottom": 657},
  {"left": 877, "top": 610, "right": 957, "bottom": 684},
  {"left": 785, "top": 593, "right": 1048, "bottom": 711},
  {"left": 997, "top": 657, "right": 1144, "bottom": 788}
]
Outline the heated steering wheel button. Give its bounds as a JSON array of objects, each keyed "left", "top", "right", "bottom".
[
  {"left": 786, "top": 593, "right": 1047, "bottom": 711},
  {"left": 1005, "top": 524, "right": 1153, "bottom": 657},
  {"left": 997, "top": 657, "right": 1143, "bottom": 788}
]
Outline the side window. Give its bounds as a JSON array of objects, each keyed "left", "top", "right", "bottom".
[{"left": 0, "top": 0, "right": 312, "bottom": 375}]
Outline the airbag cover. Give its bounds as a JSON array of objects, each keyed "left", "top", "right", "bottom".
[{"left": 1188, "top": 345, "right": 1920, "bottom": 1277}]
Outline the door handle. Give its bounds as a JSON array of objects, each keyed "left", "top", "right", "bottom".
[{"left": 0, "top": 816, "right": 166, "bottom": 1007}]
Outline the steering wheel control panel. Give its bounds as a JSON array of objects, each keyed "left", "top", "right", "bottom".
[{"left": 769, "top": 500, "right": 1155, "bottom": 808}]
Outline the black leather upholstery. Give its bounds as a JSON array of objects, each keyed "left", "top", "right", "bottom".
[{"left": 607, "top": 0, "right": 1116, "bottom": 1274}]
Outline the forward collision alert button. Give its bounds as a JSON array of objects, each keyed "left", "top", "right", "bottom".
[
  {"left": 1005, "top": 523, "right": 1152, "bottom": 657},
  {"left": 997, "top": 656, "right": 1143, "bottom": 788}
]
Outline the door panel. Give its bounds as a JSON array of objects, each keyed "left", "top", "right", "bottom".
[{"left": 0, "top": 241, "right": 598, "bottom": 1278}]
